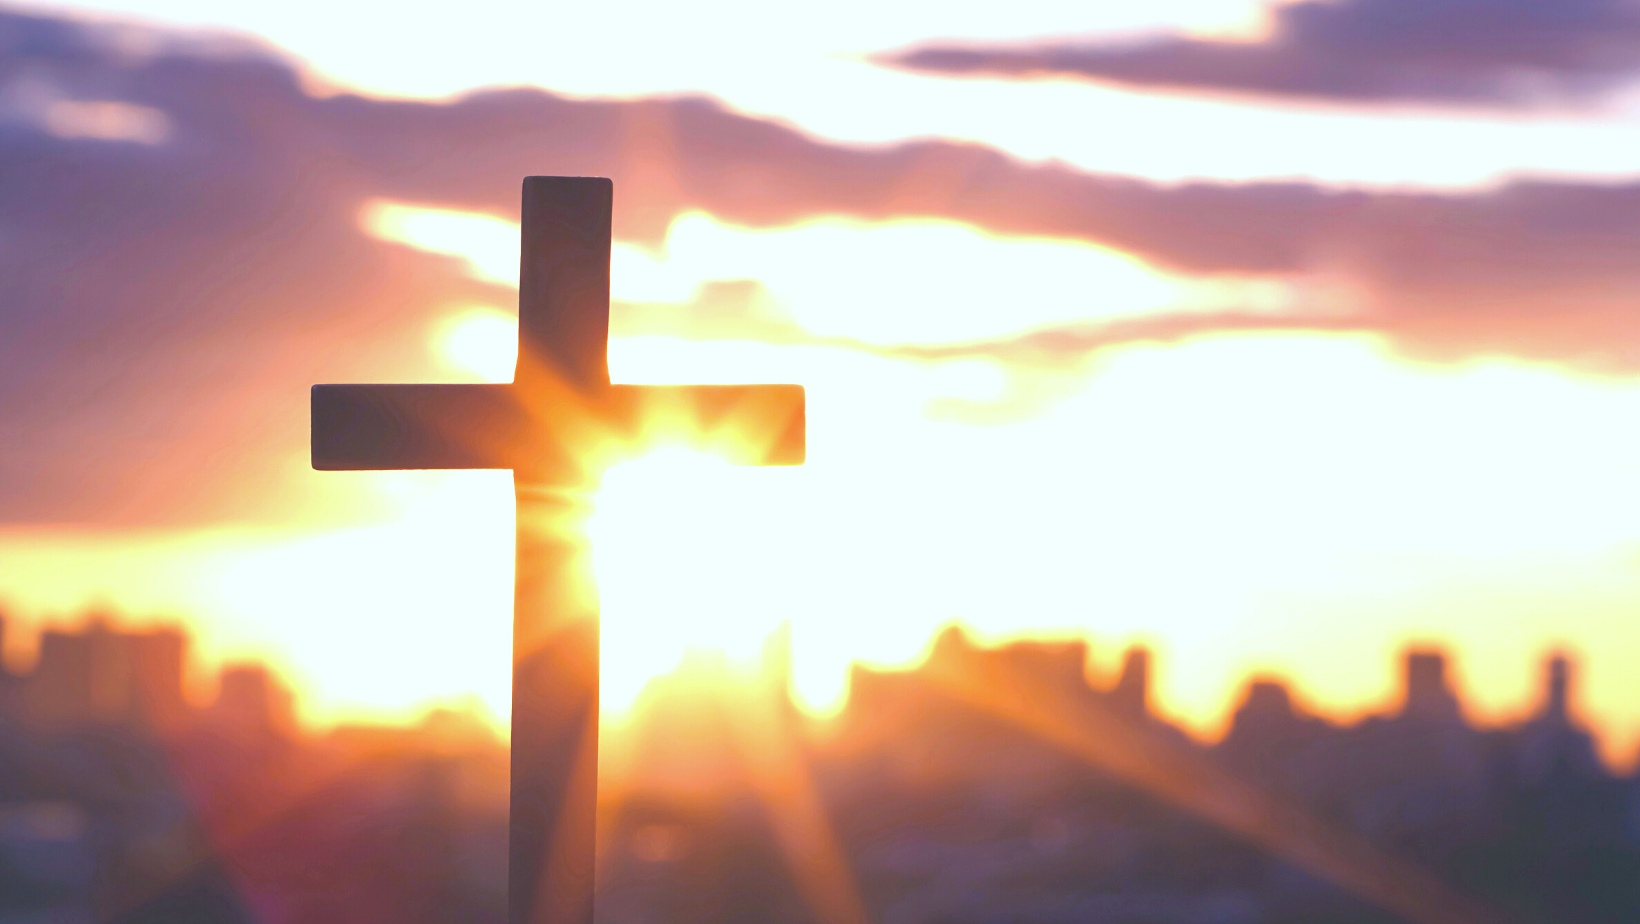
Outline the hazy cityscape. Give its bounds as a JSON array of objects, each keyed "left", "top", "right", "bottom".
[
  {"left": 11, "top": 1, "right": 1640, "bottom": 923},
  {"left": 0, "top": 612, "right": 1635, "bottom": 924}
]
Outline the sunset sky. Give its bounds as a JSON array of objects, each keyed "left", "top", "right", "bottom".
[{"left": 5, "top": 0, "right": 1640, "bottom": 761}]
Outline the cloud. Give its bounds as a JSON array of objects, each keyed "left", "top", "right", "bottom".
[
  {"left": 883, "top": 0, "right": 1640, "bottom": 107},
  {"left": 6, "top": 5, "right": 1640, "bottom": 528}
]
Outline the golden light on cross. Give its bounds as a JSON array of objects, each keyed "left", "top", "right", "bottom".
[{"left": 311, "top": 177, "right": 805, "bottom": 924}]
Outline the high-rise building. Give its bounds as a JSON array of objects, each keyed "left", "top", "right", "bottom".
[
  {"left": 125, "top": 627, "right": 188, "bottom": 731},
  {"left": 1399, "top": 649, "right": 1461, "bottom": 722},
  {"left": 1109, "top": 646, "right": 1150, "bottom": 718},
  {"left": 22, "top": 619, "right": 188, "bottom": 729},
  {"left": 1516, "top": 652, "right": 1601, "bottom": 782},
  {"left": 0, "top": 609, "right": 14, "bottom": 712},
  {"left": 993, "top": 638, "right": 1090, "bottom": 700},
  {"left": 213, "top": 663, "right": 295, "bottom": 736},
  {"left": 24, "top": 626, "right": 98, "bottom": 726},
  {"left": 1540, "top": 652, "right": 1572, "bottom": 724},
  {"left": 1217, "top": 677, "right": 1328, "bottom": 779}
]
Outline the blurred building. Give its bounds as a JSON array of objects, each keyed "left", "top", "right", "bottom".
[
  {"left": 1108, "top": 646, "right": 1149, "bottom": 719},
  {"left": 4, "top": 614, "right": 1640, "bottom": 924},
  {"left": 1513, "top": 652, "right": 1603, "bottom": 783},
  {"left": 17, "top": 616, "right": 188, "bottom": 731},
  {"left": 1400, "top": 648, "right": 1463, "bottom": 723},
  {"left": 212, "top": 662, "right": 296, "bottom": 737}
]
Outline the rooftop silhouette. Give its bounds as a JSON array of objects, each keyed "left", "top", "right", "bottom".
[{"left": 1, "top": 610, "right": 1636, "bottom": 924}]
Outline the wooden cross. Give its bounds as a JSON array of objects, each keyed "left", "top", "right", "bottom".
[{"left": 311, "top": 177, "right": 805, "bottom": 924}]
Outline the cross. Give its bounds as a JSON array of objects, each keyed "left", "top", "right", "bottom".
[{"left": 311, "top": 177, "right": 805, "bottom": 924}]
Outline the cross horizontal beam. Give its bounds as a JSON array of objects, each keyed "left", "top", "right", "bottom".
[{"left": 312, "top": 382, "right": 805, "bottom": 473}]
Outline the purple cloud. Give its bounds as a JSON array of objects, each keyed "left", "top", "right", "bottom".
[{"left": 884, "top": 0, "right": 1640, "bottom": 107}]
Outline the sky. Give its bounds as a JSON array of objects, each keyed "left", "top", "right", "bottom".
[{"left": 4, "top": 0, "right": 1640, "bottom": 760}]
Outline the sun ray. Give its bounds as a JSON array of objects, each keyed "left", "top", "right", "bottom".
[
  {"left": 914, "top": 628, "right": 1507, "bottom": 924},
  {"left": 718, "top": 628, "right": 871, "bottom": 924}
]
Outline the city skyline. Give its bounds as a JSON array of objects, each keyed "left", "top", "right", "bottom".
[
  {"left": 1, "top": 610, "right": 1634, "bottom": 924},
  {"left": 0, "top": 607, "right": 1625, "bottom": 770}
]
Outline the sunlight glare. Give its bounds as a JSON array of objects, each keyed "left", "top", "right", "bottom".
[
  {"left": 591, "top": 448, "right": 801, "bottom": 715},
  {"left": 361, "top": 200, "right": 1196, "bottom": 346},
  {"left": 659, "top": 211, "right": 1186, "bottom": 344},
  {"left": 360, "top": 198, "right": 703, "bottom": 304},
  {"left": 929, "top": 358, "right": 1007, "bottom": 402},
  {"left": 435, "top": 306, "right": 518, "bottom": 382},
  {"left": 358, "top": 200, "right": 519, "bottom": 286},
  {"left": 16, "top": 331, "right": 1640, "bottom": 761},
  {"left": 202, "top": 471, "right": 516, "bottom": 728},
  {"left": 610, "top": 243, "right": 699, "bottom": 303}
]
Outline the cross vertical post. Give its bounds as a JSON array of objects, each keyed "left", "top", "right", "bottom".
[
  {"left": 507, "top": 177, "right": 610, "bottom": 924},
  {"left": 311, "top": 176, "right": 805, "bottom": 924}
]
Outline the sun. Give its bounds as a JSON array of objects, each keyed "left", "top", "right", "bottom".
[
  {"left": 589, "top": 448, "right": 802, "bottom": 715},
  {"left": 434, "top": 306, "right": 518, "bottom": 383}
]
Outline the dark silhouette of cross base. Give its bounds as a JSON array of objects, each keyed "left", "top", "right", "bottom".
[{"left": 310, "top": 177, "right": 805, "bottom": 924}]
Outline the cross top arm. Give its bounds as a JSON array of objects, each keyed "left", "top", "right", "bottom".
[{"left": 312, "top": 176, "right": 804, "bottom": 481}]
